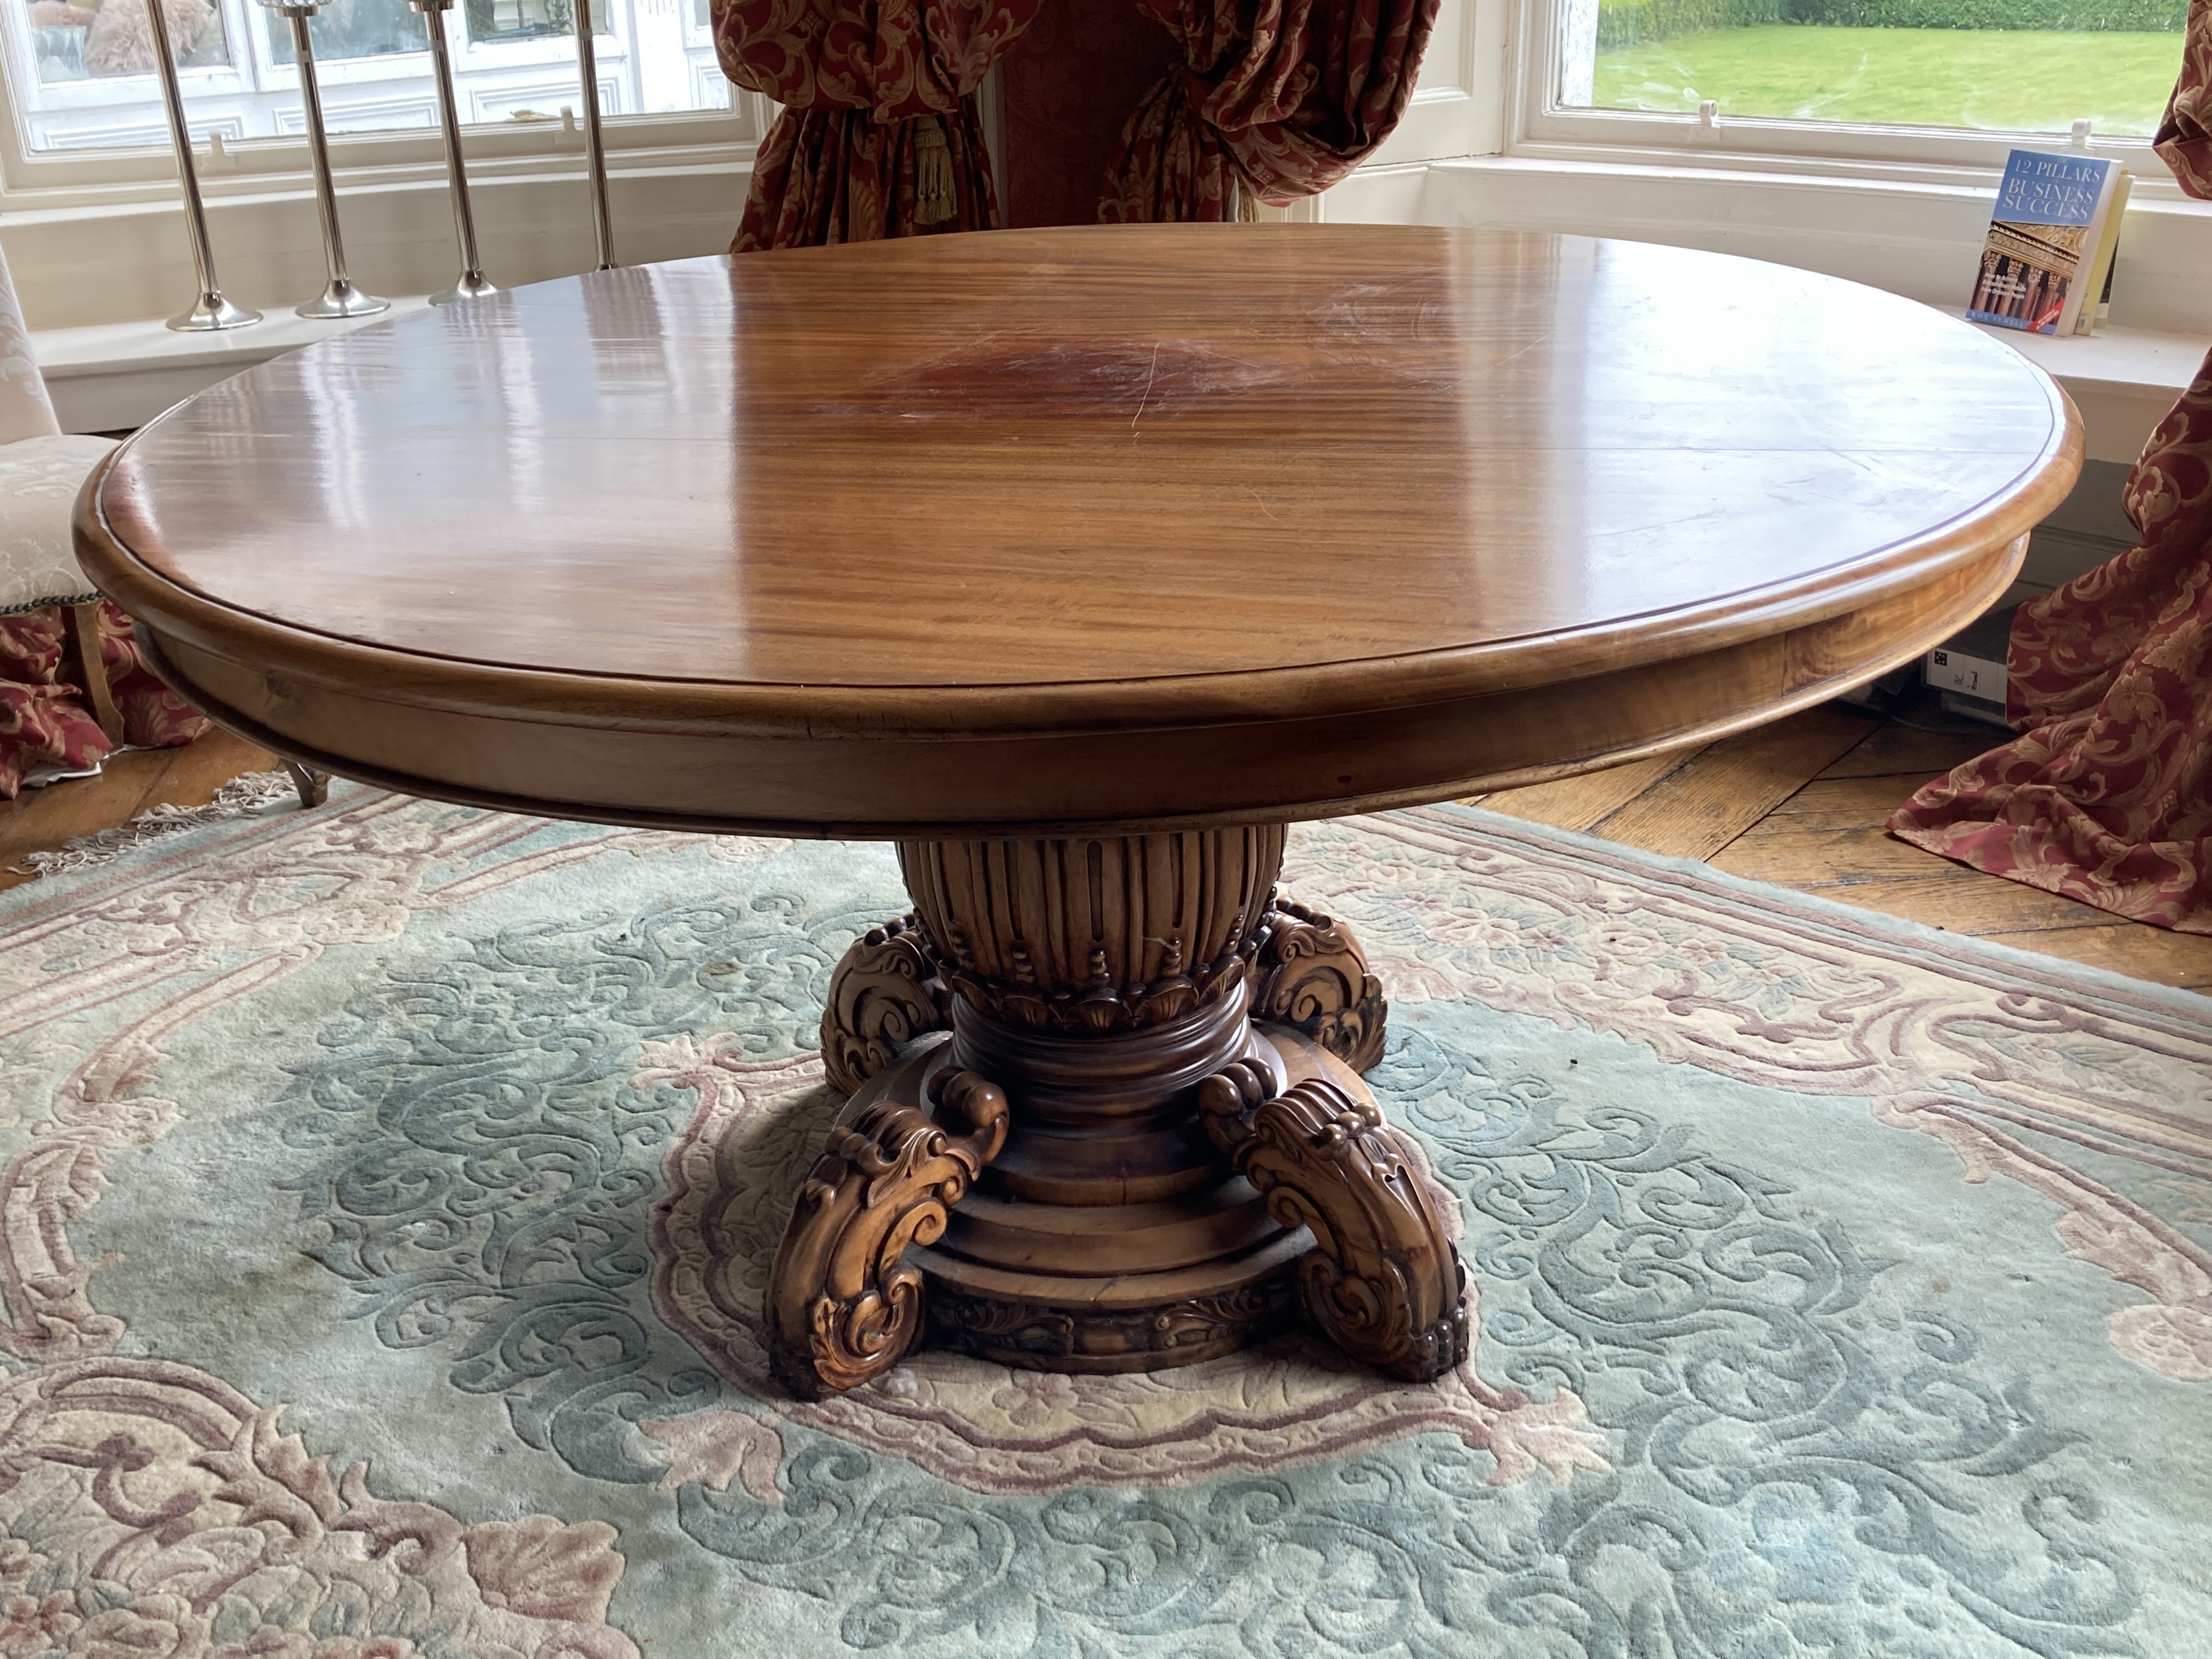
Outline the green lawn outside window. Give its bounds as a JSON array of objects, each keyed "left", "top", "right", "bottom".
[{"left": 1590, "top": 25, "right": 2177, "bottom": 135}]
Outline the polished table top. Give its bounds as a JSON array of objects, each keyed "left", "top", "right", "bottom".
[{"left": 78, "top": 225, "right": 2081, "bottom": 837}]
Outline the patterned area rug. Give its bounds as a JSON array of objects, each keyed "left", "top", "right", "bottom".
[{"left": 0, "top": 787, "right": 2207, "bottom": 1657}]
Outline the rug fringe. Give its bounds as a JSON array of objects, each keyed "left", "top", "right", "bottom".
[{"left": 15, "top": 770, "right": 304, "bottom": 879}]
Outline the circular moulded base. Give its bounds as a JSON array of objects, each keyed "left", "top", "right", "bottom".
[
  {"left": 166, "top": 292, "right": 262, "bottom": 332},
  {"left": 862, "top": 1025, "right": 1365, "bottom": 1376},
  {"left": 430, "top": 272, "right": 501, "bottom": 306},
  {"left": 297, "top": 280, "right": 392, "bottom": 320}
]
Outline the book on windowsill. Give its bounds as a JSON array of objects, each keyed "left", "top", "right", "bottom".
[
  {"left": 2076, "top": 169, "right": 2131, "bottom": 335},
  {"left": 1966, "top": 149, "right": 2124, "bottom": 337}
]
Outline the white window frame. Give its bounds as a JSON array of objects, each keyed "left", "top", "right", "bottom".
[
  {"left": 1506, "top": 0, "right": 2193, "bottom": 201},
  {"left": 0, "top": 0, "right": 759, "bottom": 210},
  {"left": 1355, "top": 0, "right": 1507, "bottom": 167},
  {"left": 4, "top": 0, "right": 262, "bottom": 152}
]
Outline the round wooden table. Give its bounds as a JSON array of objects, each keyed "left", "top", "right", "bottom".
[{"left": 76, "top": 225, "right": 2080, "bottom": 1398}]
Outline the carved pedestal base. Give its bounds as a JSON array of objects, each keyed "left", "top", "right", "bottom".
[{"left": 769, "top": 826, "right": 1470, "bottom": 1397}]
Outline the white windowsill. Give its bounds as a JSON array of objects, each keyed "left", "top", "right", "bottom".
[
  {"left": 1951, "top": 317, "right": 2209, "bottom": 466},
  {"left": 36, "top": 298, "right": 433, "bottom": 431},
  {"left": 1955, "top": 317, "right": 2207, "bottom": 394}
]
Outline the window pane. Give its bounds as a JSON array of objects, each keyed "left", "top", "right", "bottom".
[
  {"left": 1561, "top": 0, "right": 2184, "bottom": 136},
  {"left": 8, "top": 0, "right": 733, "bottom": 150},
  {"left": 26, "top": 0, "right": 232, "bottom": 84},
  {"left": 466, "top": 0, "right": 566, "bottom": 43},
  {"left": 266, "top": 0, "right": 428, "bottom": 65}
]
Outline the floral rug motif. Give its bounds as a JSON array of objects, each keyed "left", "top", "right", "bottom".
[{"left": 0, "top": 787, "right": 2206, "bottom": 1657}]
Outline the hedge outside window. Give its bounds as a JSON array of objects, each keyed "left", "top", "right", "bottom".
[{"left": 1559, "top": 0, "right": 2187, "bottom": 136}]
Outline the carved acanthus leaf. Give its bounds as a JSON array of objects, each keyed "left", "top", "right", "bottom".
[
  {"left": 935, "top": 941, "right": 1257, "bottom": 1036},
  {"left": 820, "top": 914, "right": 951, "bottom": 1097},
  {"left": 1198, "top": 1060, "right": 1468, "bottom": 1383},
  {"left": 765, "top": 1068, "right": 1009, "bottom": 1398},
  {"left": 1249, "top": 897, "right": 1389, "bottom": 1073}
]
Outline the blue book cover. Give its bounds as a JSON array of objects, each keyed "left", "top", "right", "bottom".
[{"left": 1966, "top": 149, "right": 2118, "bottom": 335}]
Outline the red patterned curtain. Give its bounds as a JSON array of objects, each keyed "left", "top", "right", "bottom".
[
  {"left": 1888, "top": 1, "right": 2212, "bottom": 931},
  {"left": 2158, "top": 0, "right": 2212, "bottom": 194},
  {"left": 1098, "top": 0, "right": 1438, "bottom": 221},
  {"left": 715, "top": 0, "right": 1042, "bottom": 250},
  {"left": 0, "top": 601, "right": 205, "bottom": 799}
]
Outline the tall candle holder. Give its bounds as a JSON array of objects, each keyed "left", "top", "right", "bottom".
[
  {"left": 263, "top": 0, "right": 389, "bottom": 319},
  {"left": 573, "top": 0, "right": 614, "bottom": 270},
  {"left": 404, "top": 0, "right": 499, "bottom": 304},
  {"left": 143, "top": 0, "right": 260, "bottom": 331}
]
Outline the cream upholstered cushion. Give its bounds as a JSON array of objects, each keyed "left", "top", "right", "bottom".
[
  {"left": 0, "top": 432, "right": 121, "bottom": 612},
  {"left": 0, "top": 242, "right": 61, "bottom": 449}
]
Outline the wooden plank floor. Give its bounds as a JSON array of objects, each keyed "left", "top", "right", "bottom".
[
  {"left": 5, "top": 713, "right": 2210, "bottom": 992},
  {"left": 0, "top": 727, "right": 274, "bottom": 895},
  {"left": 1479, "top": 704, "right": 2212, "bottom": 992}
]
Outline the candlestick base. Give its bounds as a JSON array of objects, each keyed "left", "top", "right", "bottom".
[
  {"left": 430, "top": 272, "right": 500, "bottom": 306},
  {"left": 166, "top": 292, "right": 262, "bottom": 333},
  {"left": 297, "top": 279, "right": 390, "bottom": 320}
]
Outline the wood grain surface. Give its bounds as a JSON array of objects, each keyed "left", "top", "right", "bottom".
[{"left": 75, "top": 225, "right": 2083, "bottom": 838}]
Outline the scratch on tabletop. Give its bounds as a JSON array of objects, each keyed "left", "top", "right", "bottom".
[
  {"left": 1483, "top": 334, "right": 1553, "bottom": 373},
  {"left": 1244, "top": 486, "right": 1279, "bottom": 522},
  {"left": 1130, "top": 342, "right": 1163, "bottom": 434}
]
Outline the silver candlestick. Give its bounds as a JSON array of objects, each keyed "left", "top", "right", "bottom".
[
  {"left": 573, "top": 0, "right": 614, "bottom": 270},
  {"left": 406, "top": 0, "right": 498, "bottom": 304},
  {"left": 144, "top": 0, "right": 260, "bottom": 331},
  {"left": 268, "top": 1, "right": 389, "bottom": 319}
]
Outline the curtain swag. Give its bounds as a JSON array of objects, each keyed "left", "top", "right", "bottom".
[
  {"left": 714, "top": 0, "right": 1436, "bottom": 245},
  {"left": 713, "top": 0, "right": 1041, "bottom": 249}
]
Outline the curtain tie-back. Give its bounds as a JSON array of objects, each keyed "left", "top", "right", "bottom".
[
  {"left": 913, "top": 115, "right": 957, "bottom": 225},
  {"left": 1101, "top": 0, "right": 1437, "bottom": 223}
]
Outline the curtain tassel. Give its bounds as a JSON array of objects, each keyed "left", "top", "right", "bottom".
[{"left": 913, "top": 115, "right": 956, "bottom": 227}]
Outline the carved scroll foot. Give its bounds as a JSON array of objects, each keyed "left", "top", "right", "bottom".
[
  {"left": 1199, "top": 1057, "right": 1468, "bottom": 1383},
  {"left": 766, "top": 1066, "right": 1009, "bottom": 1399},
  {"left": 821, "top": 913, "right": 951, "bottom": 1097},
  {"left": 1251, "top": 898, "right": 1387, "bottom": 1073},
  {"left": 280, "top": 759, "right": 330, "bottom": 809}
]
